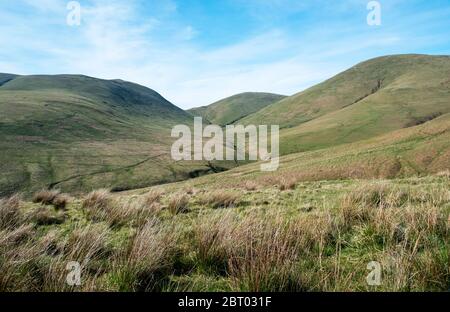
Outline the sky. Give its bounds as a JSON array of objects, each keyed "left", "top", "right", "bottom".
[{"left": 1, "top": 0, "right": 449, "bottom": 109}]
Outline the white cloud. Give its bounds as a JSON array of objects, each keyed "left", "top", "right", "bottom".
[{"left": 1, "top": 0, "right": 449, "bottom": 109}]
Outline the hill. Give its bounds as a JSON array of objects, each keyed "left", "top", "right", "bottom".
[
  {"left": 188, "top": 92, "right": 286, "bottom": 125},
  {"left": 240, "top": 54, "right": 450, "bottom": 154},
  {"left": 145, "top": 111, "right": 450, "bottom": 192},
  {"left": 0, "top": 74, "right": 235, "bottom": 196}
]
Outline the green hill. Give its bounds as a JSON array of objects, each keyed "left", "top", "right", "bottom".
[
  {"left": 0, "top": 74, "right": 235, "bottom": 196},
  {"left": 188, "top": 92, "right": 286, "bottom": 125},
  {"left": 240, "top": 54, "right": 450, "bottom": 154},
  {"left": 157, "top": 111, "right": 450, "bottom": 191}
]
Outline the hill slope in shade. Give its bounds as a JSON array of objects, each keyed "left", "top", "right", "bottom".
[
  {"left": 0, "top": 74, "right": 235, "bottom": 196},
  {"left": 240, "top": 54, "right": 450, "bottom": 154},
  {"left": 188, "top": 92, "right": 286, "bottom": 125}
]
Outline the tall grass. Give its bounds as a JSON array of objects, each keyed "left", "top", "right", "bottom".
[
  {"left": 0, "top": 179, "right": 448, "bottom": 292},
  {"left": 0, "top": 195, "right": 22, "bottom": 230}
]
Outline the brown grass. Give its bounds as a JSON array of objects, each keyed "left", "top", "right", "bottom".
[
  {"left": 64, "top": 224, "right": 111, "bottom": 262},
  {"left": 167, "top": 194, "right": 190, "bottom": 215},
  {"left": 83, "top": 189, "right": 111, "bottom": 211},
  {"left": 0, "top": 195, "right": 23, "bottom": 230},
  {"left": 278, "top": 178, "right": 297, "bottom": 191},
  {"left": 113, "top": 219, "right": 179, "bottom": 291},
  {"left": 83, "top": 189, "right": 163, "bottom": 227},
  {"left": 33, "top": 190, "right": 70, "bottom": 210},
  {"left": 243, "top": 181, "right": 258, "bottom": 191},
  {"left": 27, "top": 206, "right": 66, "bottom": 226},
  {"left": 193, "top": 211, "right": 235, "bottom": 270},
  {"left": 199, "top": 191, "right": 239, "bottom": 208},
  {"left": 193, "top": 211, "right": 304, "bottom": 291},
  {"left": 142, "top": 189, "right": 164, "bottom": 206}
]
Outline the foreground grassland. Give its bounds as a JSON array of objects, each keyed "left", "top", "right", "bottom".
[{"left": 1, "top": 173, "right": 448, "bottom": 292}]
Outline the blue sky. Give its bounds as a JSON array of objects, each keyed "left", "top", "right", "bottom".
[{"left": 1, "top": 0, "right": 449, "bottom": 108}]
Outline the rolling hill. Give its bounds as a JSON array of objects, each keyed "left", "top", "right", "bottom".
[
  {"left": 188, "top": 92, "right": 286, "bottom": 125},
  {"left": 0, "top": 74, "right": 235, "bottom": 196},
  {"left": 1, "top": 54, "right": 449, "bottom": 197},
  {"left": 150, "top": 111, "right": 450, "bottom": 192},
  {"left": 240, "top": 54, "right": 450, "bottom": 154}
]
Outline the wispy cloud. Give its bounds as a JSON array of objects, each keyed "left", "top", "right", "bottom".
[{"left": 0, "top": 0, "right": 449, "bottom": 108}]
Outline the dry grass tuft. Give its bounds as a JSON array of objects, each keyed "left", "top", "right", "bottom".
[
  {"left": 27, "top": 206, "right": 66, "bottom": 226},
  {"left": 33, "top": 189, "right": 60, "bottom": 205},
  {"left": 113, "top": 219, "right": 179, "bottom": 291},
  {"left": 193, "top": 211, "right": 235, "bottom": 270},
  {"left": 0, "top": 224, "right": 34, "bottom": 247},
  {"left": 168, "top": 194, "right": 190, "bottom": 215},
  {"left": 64, "top": 224, "right": 111, "bottom": 262},
  {"left": 83, "top": 189, "right": 111, "bottom": 211},
  {"left": 0, "top": 195, "right": 22, "bottom": 230},
  {"left": 52, "top": 194, "right": 70, "bottom": 210},
  {"left": 199, "top": 191, "right": 239, "bottom": 209},
  {"left": 436, "top": 170, "right": 450, "bottom": 178},
  {"left": 278, "top": 178, "right": 297, "bottom": 191},
  {"left": 142, "top": 189, "right": 164, "bottom": 206},
  {"left": 243, "top": 181, "right": 258, "bottom": 191},
  {"left": 83, "top": 190, "right": 163, "bottom": 227},
  {"left": 33, "top": 190, "right": 70, "bottom": 210},
  {"left": 227, "top": 213, "right": 302, "bottom": 291}
]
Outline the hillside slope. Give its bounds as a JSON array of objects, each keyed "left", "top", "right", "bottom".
[
  {"left": 188, "top": 92, "right": 286, "bottom": 125},
  {"left": 155, "top": 112, "right": 450, "bottom": 191},
  {"left": 0, "top": 74, "right": 234, "bottom": 196},
  {"left": 240, "top": 54, "right": 450, "bottom": 154}
]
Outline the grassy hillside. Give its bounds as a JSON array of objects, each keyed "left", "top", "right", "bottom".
[
  {"left": 1, "top": 103, "right": 448, "bottom": 292},
  {"left": 152, "top": 112, "right": 450, "bottom": 192},
  {"left": 188, "top": 92, "right": 286, "bottom": 125},
  {"left": 1, "top": 57, "right": 449, "bottom": 292},
  {"left": 0, "top": 74, "right": 235, "bottom": 196},
  {"left": 240, "top": 54, "right": 450, "bottom": 154},
  {"left": 1, "top": 168, "right": 448, "bottom": 291}
]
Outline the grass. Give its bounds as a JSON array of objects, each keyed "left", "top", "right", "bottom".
[
  {"left": 240, "top": 55, "right": 450, "bottom": 155},
  {"left": 167, "top": 194, "right": 190, "bottom": 215},
  {"left": 188, "top": 92, "right": 286, "bottom": 126},
  {"left": 33, "top": 189, "right": 70, "bottom": 210},
  {"left": 1, "top": 55, "right": 449, "bottom": 197},
  {"left": 198, "top": 191, "right": 239, "bottom": 208},
  {"left": 0, "top": 74, "right": 237, "bottom": 197},
  {"left": 0, "top": 174, "right": 448, "bottom": 292},
  {"left": 0, "top": 54, "right": 449, "bottom": 292}
]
